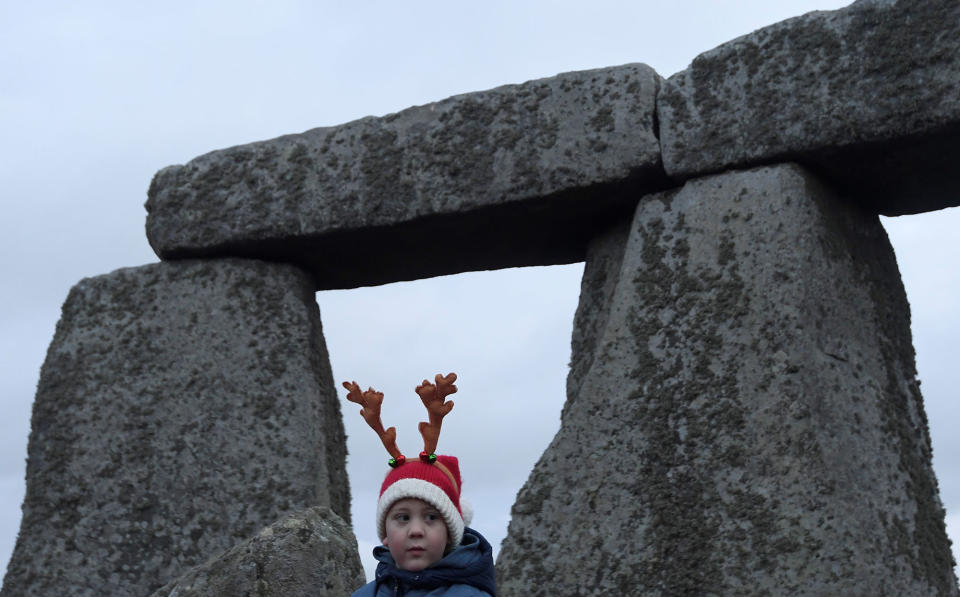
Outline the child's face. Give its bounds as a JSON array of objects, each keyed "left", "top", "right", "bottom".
[{"left": 383, "top": 498, "right": 448, "bottom": 571}]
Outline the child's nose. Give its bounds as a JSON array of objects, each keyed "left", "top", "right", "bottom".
[{"left": 409, "top": 519, "right": 425, "bottom": 536}]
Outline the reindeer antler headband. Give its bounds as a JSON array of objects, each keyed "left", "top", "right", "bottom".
[{"left": 343, "top": 372, "right": 458, "bottom": 468}]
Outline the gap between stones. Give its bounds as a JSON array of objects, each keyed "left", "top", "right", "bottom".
[{"left": 315, "top": 263, "right": 583, "bottom": 580}]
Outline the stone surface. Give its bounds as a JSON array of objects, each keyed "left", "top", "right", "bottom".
[
  {"left": 496, "top": 164, "right": 958, "bottom": 596},
  {"left": 145, "top": 64, "right": 667, "bottom": 289},
  {"left": 150, "top": 506, "right": 365, "bottom": 597},
  {"left": 1, "top": 259, "right": 349, "bottom": 597},
  {"left": 658, "top": 0, "right": 960, "bottom": 215}
]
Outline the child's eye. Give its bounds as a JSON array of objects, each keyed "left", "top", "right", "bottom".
[{"left": 393, "top": 513, "right": 410, "bottom": 522}]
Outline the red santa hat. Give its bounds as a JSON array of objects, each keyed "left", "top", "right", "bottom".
[
  {"left": 343, "top": 373, "right": 472, "bottom": 547},
  {"left": 375, "top": 454, "right": 472, "bottom": 547}
]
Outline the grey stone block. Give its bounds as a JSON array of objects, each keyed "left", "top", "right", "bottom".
[
  {"left": 496, "top": 164, "right": 958, "bottom": 595},
  {"left": 150, "top": 506, "right": 365, "bottom": 597},
  {"left": 145, "top": 64, "right": 667, "bottom": 289},
  {"left": 1, "top": 259, "right": 349, "bottom": 597},
  {"left": 658, "top": 0, "right": 960, "bottom": 215}
]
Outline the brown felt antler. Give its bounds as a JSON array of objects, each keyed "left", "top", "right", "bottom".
[
  {"left": 342, "top": 381, "right": 405, "bottom": 464},
  {"left": 415, "top": 373, "right": 458, "bottom": 456}
]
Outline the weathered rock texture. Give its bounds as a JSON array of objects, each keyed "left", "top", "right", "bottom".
[
  {"left": 145, "top": 64, "right": 667, "bottom": 289},
  {"left": 150, "top": 506, "right": 365, "bottom": 597},
  {"left": 658, "top": 0, "right": 960, "bottom": 215},
  {"left": 1, "top": 259, "right": 349, "bottom": 597},
  {"left": 496, "top": 164, "right": 958, "bottom": 596}
]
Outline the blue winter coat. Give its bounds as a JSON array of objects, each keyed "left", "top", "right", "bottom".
[{"left": 351, "top": 528, "right": 496, "bottom": 597}]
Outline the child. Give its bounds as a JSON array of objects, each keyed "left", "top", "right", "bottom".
[{"left": 345, "top": 374, "right": 496, "bottom": 597}]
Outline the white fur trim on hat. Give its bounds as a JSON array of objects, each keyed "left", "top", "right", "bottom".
[
  {"left": 459, "top": 496, "right": 473, "bottom": 527},
  {"left": 377, "top": 478, "right": 465, "bottom": 547}
]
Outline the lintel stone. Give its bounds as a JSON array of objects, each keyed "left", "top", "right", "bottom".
[
  {"left": 146, "top": 64, "right": 667, "bottom": 289},
  {"left": 658, "top": 0, "right": 960, "bottom": 215}
]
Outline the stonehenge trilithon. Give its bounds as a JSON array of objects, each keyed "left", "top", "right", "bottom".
[
  {"left": 6, "top": 0, "right": 960, "bottom": 594},
  {"left": 1, "top": 259, "right": 349, "bottom": 596},
  {"left": 495, "top": 164, "right": 957, "bottom": 595}
]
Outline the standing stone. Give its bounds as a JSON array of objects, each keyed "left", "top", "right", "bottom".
[
  {"left": 145, "top": 64, "right": 667, "bottom": 289},
  {"left": 496, "top": 164, "right": 958, "bottom": 596},
  {"left": 150, "top": 506, "right": 365, "bottom": 597},
  {"left": 1, "top": 259, "right": 349, "bottom": 597}
]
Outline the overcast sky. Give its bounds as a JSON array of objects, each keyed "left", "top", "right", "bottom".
[{"left": 2, "top": 0, "right": 957, "bottom": 584}]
